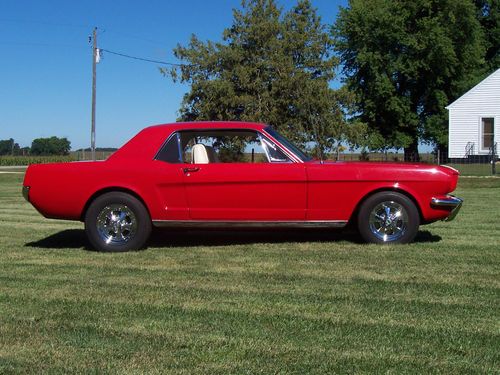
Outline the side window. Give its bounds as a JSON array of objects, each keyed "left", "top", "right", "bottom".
[
  {"left": 155, "top": 133, "right": 181, "bottom": 163},
  {"left": 179, "top": 130, "right": 270, "bottom": 163},
  {"left": 182, "top": 137, "right": 197, "bottom": 163}
]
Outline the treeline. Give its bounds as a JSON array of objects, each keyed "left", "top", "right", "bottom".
[
  {"left": 74, "top": 147, "right": 118, "bottom": 152},
  {"left": 0, "top": 137, "right": 71, "bottom": 156}
]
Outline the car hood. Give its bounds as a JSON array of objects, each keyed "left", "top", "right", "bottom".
[
  {"left": 311, "top": 160, "right": 458, "bottom": 175},
  {"left": 306, "top": 160, "right": 459, "bottom": 191}
]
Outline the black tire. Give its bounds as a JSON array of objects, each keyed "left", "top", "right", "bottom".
[
  {"left": 357, "top": 191, "right": 419, "bottom": 244},
  {"left": 85, "top": 192, "right": 152, "bottom": 252}
]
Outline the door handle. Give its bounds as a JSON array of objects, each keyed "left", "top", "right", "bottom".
[{"left": 183, "top": 167, "right": 200, "bottom": 174}]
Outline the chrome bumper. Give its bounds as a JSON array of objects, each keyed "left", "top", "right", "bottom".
[{"left": 431, "top": 195, "right": 463, "bottom": 221}]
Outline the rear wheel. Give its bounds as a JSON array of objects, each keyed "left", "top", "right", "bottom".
[
  {"left": 357, "top": 191, "right": 419, "bottom": 244},
  {"left": 85, "top": 192, "right": 151, "bottom": 252}
]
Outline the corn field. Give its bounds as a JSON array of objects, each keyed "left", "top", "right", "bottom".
[{"left": 0, "top": 156, "right": 77, "bottom": 166}]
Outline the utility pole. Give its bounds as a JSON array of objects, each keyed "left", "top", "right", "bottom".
[{"left": 90, "top": 27, "right": 97, "bottom": 161}]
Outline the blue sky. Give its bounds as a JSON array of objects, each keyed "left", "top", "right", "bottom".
[{"left": 0, "top": 0, "right": 345, "bottom": 150}]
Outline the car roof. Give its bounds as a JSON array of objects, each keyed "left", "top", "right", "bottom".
[
  {"left": 147, "top": 121, "right": 267, "bottom": 131},
  {"left": 109, "top": 121, "right": 269, "bottom": 162}
]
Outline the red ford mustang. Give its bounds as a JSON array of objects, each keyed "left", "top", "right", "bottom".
[{"left": 22, "top": 122, "right": 462, "bottom": 251}]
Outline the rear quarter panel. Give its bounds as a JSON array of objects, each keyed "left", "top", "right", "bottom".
[{"left": 24, "top": 160, "right": 174, "bottom": 221}]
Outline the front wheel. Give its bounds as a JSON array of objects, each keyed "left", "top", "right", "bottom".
[
  {"left": 357, "top": 191, "right": 419, "bottom": 244},
  {"left": 85, "top": 192, "right": 152, "bottom": 252}
]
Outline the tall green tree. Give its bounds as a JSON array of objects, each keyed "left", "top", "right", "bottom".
[
  {"left": 164, "top": 0, "right": 344, "bottom": 158},
  {"left": 475, "top": 0, "right": 499, "bottom": 72},
  {"left": 0, "top": 139, "right": 20, "bottom": 156},
  {"left": 334, "top": 0, "right": 485, "bottom": 160},
  {"left": 31, "top": 137, "right": 71, "bottom": 155}
]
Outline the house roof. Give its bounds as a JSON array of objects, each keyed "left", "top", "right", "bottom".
[{"left": 446, "top": 68, "right": 500, "bottom": 110}]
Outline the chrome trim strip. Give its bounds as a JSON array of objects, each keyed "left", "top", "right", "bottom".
[
  {"left": 431, "top": 195, "right": 463, "bottom": 221},
  {"left": 257, "top": 132, "right": 272, "bottom": 163},
  {"left": 176, "top": 132, "right": 183, "bottom": 161},
  {"left": 152, "top": 220, "right": 348, "bottom": 229},
  {"left": 153, "top": 131, "right": 187, "bottom": 163},
  {"left": 259, "top": 133, "right": 293, "bottom": 163},
  {"left": 261, "top": 129, "right": 303, "bottom": 163}
]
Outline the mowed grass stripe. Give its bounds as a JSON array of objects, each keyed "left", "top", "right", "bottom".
[
  {"left": 1, "top": 279, "right": 498, "bottom": 336},
  {"left": 1, "top": 267, "right": 497, "bottom": 307},
  {"left": 1, "top": 295, "right": 497, "bottom": 374},
  {"left": 1, "top": 257, "right": 498, "bottom": 290},
  {"left": 2, "top": 292, "right": 498, "bottom": 352},
  {"left": 1, "top": 251, "right": 497, "bottom": 288},
  {"left": 0, "top": 220, "right": 76, "bottom": 228},
  {"left": 1, "top": 246, "right": 498, "bottom": 292},
  {"left": 0, "top": 327, "right": 492, "bottom": 374}
]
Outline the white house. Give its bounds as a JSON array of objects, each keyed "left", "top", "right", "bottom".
[{"left": 447, "top": 68, "right": 499, "bottom": 159}]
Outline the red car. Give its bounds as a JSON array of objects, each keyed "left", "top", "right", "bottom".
[{"left": 22, "top": 122, "right": 462, "bottom": 252}]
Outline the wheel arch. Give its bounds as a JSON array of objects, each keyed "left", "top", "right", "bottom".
[
  {"left": 80, "top": 187, "right": 151, "bottom": 222},
  {"left": 349, "top": 187, "right": 424, "bottom": 225}
]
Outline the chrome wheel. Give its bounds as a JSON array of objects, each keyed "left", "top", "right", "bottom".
[
  {"left": 368, "top": 201, "right": 408, "bottom": 242},
  {"left": 96, "top": 204, "right": 138, "bottom": 245}
]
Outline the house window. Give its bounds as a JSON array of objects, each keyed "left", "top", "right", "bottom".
[{"left": 481, "top": 118, "right": 494, "bottom": 151}]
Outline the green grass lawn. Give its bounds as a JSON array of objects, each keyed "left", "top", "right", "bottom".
[
  {"left": 0, "top": 173, "right": 498, "bottom": 374},
  {"left": 446, "top": 163, "right": 499, "bottom": 176}
]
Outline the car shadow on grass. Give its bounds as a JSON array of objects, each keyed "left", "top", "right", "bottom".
[
  {"left": 24, "top": 228, "right": 441, "bottom": 251},
  {"left": 25, "top": 229, "right": 94, "bottom": 251}
]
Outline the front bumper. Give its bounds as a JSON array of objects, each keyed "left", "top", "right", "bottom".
[{"left": 431, "top": 195, "right": 463, "bottom": 221}]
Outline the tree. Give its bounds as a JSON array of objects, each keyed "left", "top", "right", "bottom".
[
  {"left": 0, "top": 138, "right": 20, "bottom": 156},
  {"left": 31, "top": 137, "right": 71, "bottom": 155},
  {"left": 334, "top": 0, "right": 485, "bottom": 160},
  {"left": 475, "top": 0, "right": 499, "bottom": 72},
  {"left": 164, "top": 0, "right": 345, "bottom": 158},
  {"left": 12, "top": 142, "right": 20, "bottom": 156}
]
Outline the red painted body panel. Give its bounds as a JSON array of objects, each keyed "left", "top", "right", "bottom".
[
  {"left": 306, "top": 161, "right": 457, "bottom": 222},
  {"left": 183, "top": 163, "right": 306, "bottom": 220},
  {"left": 23, "top": 122, "right": 460, "bottom": 224}
]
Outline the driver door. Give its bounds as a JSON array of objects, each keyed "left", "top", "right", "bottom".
[{"left": 179, "top": 129, "right": 307, "bottom": 221}]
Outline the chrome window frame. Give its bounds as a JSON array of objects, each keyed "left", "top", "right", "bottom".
[
  {"left": 154, "top": 128, "right": 304, "bottom": 164},
  {"left": 258, "top": 133, "right": 292, "bottom": 163},
  {"left": 178, "top": 129, "right": 270, "bottom": 164},
  {"left": 261, "top": 128, "right": 304, "bottom": 163},
  {"left": 175, "top": 132, "right": 183, "bottom": 162},
  {"left": 153, "top": 132, "right": 182, "bottom": 163}
]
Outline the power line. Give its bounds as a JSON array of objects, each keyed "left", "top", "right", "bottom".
[
  {"left": 0, "top": 41, "right": 80, "bottom": 48},
  {"left": 0, "top": 18, "right": 91, "bottom": 29},
  {"left": 104, "top": 29, "right": 167, "bottom": 47},
  {"left": 100, "top": 48, "right": 188, "bottom": 67}
]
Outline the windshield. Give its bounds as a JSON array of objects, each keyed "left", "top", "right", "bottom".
[{"left": 264, "top": 126, "right": 312, "bottom": 162}]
